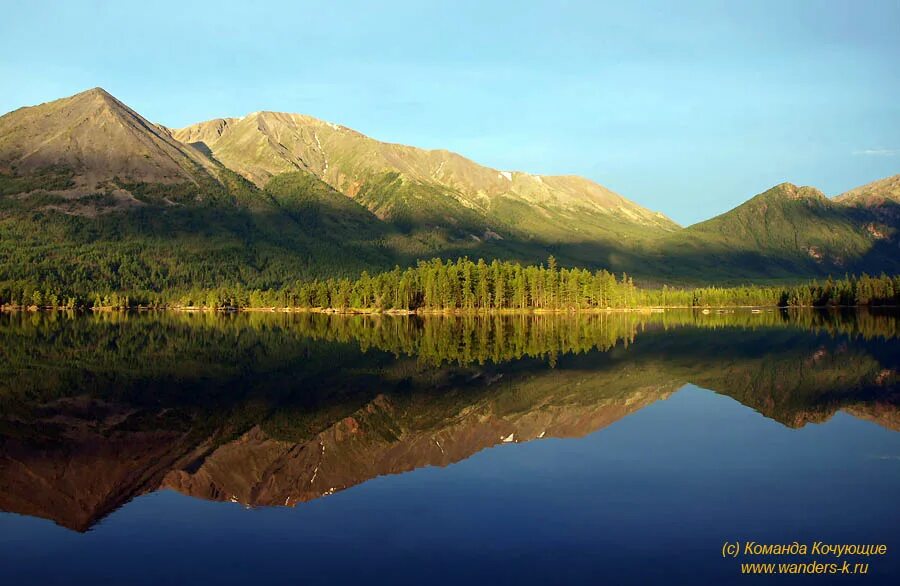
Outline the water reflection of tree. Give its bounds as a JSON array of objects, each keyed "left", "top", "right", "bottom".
[{"left": 0, "top": 309, "right": 897, "bottom": 530}]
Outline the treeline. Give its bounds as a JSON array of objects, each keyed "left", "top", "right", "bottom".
[{"left": 1, "top": 257, "right": 899, "bottom": 311}]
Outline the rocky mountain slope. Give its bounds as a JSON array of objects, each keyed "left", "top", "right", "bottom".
[
  {"left": 0, "top": 87, "right": 897, "bottom": 286},
  {"left": 0, "top": 88, "right": 220, "bottom": 202},
  {"left": 173, "top": 111, "right": 678, "bottom": 244},
  {"left": 835, "top": 174, "right": 900, "bottom": 208}
]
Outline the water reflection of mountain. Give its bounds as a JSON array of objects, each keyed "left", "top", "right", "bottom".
[{"left": 0, "top": 310, "right": 896, "bottom": 532}]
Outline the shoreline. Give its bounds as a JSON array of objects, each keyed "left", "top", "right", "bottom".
[{"left": 2, "top": 304, "right": 897, "bottom": 314}]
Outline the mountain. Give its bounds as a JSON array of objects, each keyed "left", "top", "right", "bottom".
[
  {"left": 834, "top": 174, "right": 900, "bottom": 231},
  {"left": 0, "top": 87, "right": 897, "bottom": 292},
  {"left": 0, "top": 88, "right": 222, "bottom": 205},
  {"left": 173, "top": 112, "right": 678, "bottom": 246},
  {"left": 0, "top": 90, "right": 402, "bottom": 290},
  {"left": 650, "top": 180, "right": 900, "bottom": 281},
  {"left": 0, "top": 88, "right": 685, "bottom": 295}
]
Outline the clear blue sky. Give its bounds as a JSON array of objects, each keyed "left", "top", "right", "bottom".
[{"left": 1, "top": 0, "right": 897, "bottom": 225}]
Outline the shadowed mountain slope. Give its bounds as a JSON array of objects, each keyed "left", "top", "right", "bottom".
[{"left": 649, "top": 181, "right": 900, "bottom": 281}]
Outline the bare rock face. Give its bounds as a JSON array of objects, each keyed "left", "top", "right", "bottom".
[{"left": 0, "top": 87, "right": 219, "bottom": 191}]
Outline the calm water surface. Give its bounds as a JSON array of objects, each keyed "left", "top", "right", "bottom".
[{"left": 0, "top": 310, "right": 898, "bottom": 584}]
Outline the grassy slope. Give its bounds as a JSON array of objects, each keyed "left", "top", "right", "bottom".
[
  {"left": 174, "top": 112, "right": 679, "bottom": 248},
  {"left": 638, "top": 183, "right": 900, "bottom": 284}
]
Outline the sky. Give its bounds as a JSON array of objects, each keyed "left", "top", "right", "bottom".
[{"left": 1, "top": 0, "right": 898, "bottom": 225}]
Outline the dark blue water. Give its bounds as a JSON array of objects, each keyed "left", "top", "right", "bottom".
[{"left": 0, "top": 312, "right": 898, "bottom": 584}]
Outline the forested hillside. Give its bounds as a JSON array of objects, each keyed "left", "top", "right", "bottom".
[{"left": 652, "top": 181, "right": 900, "bottom": 280}]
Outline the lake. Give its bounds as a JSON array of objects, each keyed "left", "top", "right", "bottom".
[{"left": 0, "top": 309, "right": 898, "bottom": 584}]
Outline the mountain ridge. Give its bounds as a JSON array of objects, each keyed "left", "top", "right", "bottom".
[
  {"left": 835, "top": 174, "right": 900, "bottom": 207},
  {"left": 173, "top": 109, "right": 680, "bottom": 243},
  {"left": 0, "top": 87, "right": 898, "bottom": 286}
]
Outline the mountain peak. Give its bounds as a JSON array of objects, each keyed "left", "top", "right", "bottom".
[
  {"left": 773, "top": 181, "right": 799, "bottom": 190},
  {"left": 0, "top": 88, "right": 218, "bottom": 190},
  {"left": 752, "top": 182, "right": 826, "bottom": 204},
  {"left": 80, "top": 86, "right": 113, "bottom": 98},
  {"left": 65, "top": 87, "right": 122, "bottom": 110},
  {"left": 776, "top": 182, "right": 824, "bottom": 197}
]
